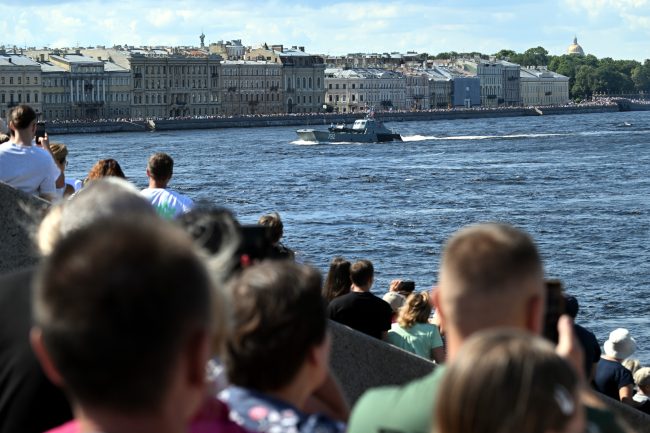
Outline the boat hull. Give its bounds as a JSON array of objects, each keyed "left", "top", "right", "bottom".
[{"left": 296, "top": 129, "right": 402, "bottom": 143}]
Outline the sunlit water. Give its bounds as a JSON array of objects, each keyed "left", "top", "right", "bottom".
[{"left": 59, "top": 111, "right": 650, "bottom": 363}]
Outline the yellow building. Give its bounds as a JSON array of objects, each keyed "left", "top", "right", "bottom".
[{"left": 0, "top": 53, "right": 43, "bottom": 119}]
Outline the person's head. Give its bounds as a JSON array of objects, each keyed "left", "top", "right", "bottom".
[
  {"left": 258, "top": 212, "right": 284, "bottom": 244},
  {"left": 49, "top": 143, "right": 69, "bottom": 169},
  {"left": 398, "top": 291, "right": 432, "bottom": 329},
  {"left": 323, "top": 256, "right": 351, "bottom": 301},
  {"left": 176, "top": 206, "right": 243, "bottom": 282},
  {"left": 31, "top": 216, "right": 219, "bottom": 421},
  {"left": 383, "top": 291, "right": 406, "bottom": 315},
  {"left": 147, "top": 152, "right": 174, "bottom": 183},
  {"left": 36, "top": 178, "right": 155, "bottom": 255},
  {"left": 603, "top": 328, "right": 636, "bottom": 361},
  {"left": 436, "top": 223, "right": 545, "bottom": 359},
  {"left": 85, "top": 159, "right": 126, "bottom": 182},
  {"left": 7, "top": 104, "right": 37, "bottom": 133},
  {"left": 350, "top": 259, "right": 374, "bottom": 290},
  {"left": 224, "top": 261, "right": 329, "bottom": 396},
  {"left": 564, "top": 295, "right": 579, "bottom": 319},
  {"left": 436, "top": 329, "right": 584, "bottom": 433},
  {"left": 634, "top": 367, "right": 650, "bottom": 396}
]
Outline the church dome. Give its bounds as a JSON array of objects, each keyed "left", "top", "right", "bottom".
[{"left": 567, "top": 37, "right": 584, "bottom": 56}]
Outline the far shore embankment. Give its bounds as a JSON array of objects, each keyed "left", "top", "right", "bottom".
[{"left": 44, "top": 102, "right": 645, "bottom": 135}]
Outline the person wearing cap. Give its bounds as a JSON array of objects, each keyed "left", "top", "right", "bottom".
[{"left": 593, "top": 328, "right": 636, "bottom": 405}]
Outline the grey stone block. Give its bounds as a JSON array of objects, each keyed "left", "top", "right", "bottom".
[
  {"left": 0, "top": 182, "right": 48, "bottom": 275},
  {"left": 329, "top": 320, "right": 435, "bottom": 405}
]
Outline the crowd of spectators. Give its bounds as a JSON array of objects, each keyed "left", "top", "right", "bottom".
[{"left": 1, "top": 103, "right": 649, "bottom": 433}]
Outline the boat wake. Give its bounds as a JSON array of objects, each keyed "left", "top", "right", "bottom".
[
  {"left": 401, "top": 135, "right": 436, "bottom": 142},
  {"left": 401, "top": 133, "right": 568, "bottom": 141},
  {"left": 291, "top": 139, "right": 319, "bottom": 145}
]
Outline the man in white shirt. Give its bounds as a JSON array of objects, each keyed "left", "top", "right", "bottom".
[
  {"left": 141, "top": 152, "right": 194, "bottom": 219},
  {"left": 0, "top": 105, "right": 62, "bottom": 201}
]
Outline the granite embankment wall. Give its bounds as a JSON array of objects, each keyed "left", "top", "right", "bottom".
[
  {"left": 0, "top": 182, "right": 48, "bottom": 274},
  {"left": 1, "top": 182, "right": 649, "bottom": 431},
  {"left": 45, "top": 104, "right": 620, "bottom": 135}
]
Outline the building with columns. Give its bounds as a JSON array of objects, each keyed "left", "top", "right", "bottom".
[
  {"left": 49, "top": 54, "right": 108, "bottom": 119},
  {"left": 130, "top": 50, "right": 221, "bottom": 118},
  {"left": 0, "top": 53, "right": 43, "bottom": 119}
]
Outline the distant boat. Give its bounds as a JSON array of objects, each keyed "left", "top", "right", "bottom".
[
  {"left": 296, "top": 115, "right": 402, "bottom": 143},
  {"left": 146, "top": 119, "right": 156, "bottom": 131}
]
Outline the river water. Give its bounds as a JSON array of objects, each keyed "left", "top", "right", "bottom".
[{"left": 59, "top": 110, "right": 650, "bottom": 363}]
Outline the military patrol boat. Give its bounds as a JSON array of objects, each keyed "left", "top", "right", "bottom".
[{"left": 296, "top": 115, "right": 402, "bottom": 143}]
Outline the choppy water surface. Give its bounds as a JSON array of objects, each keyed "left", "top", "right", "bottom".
[{"left": 60, "top": 111, "right": 650, "bottom": 362}]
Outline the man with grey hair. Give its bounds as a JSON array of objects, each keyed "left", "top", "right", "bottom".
[{"left": 0, "top": 178, "right": 156, "bottom": 433}]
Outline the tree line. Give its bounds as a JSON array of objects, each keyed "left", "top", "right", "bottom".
[{"left": 425, "top": 48, "right": 650, "bottom": 101}]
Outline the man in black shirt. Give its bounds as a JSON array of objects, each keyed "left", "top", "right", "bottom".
[{"left": 327, "top": 260, "right": 392, "bottom": 339}]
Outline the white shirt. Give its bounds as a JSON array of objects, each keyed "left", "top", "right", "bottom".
[
  {"left": 0, "top": 141, "right": 60, "bottom": 197},
  {"left": 141, "top": 187, "right": 194, "bottom": 219}
]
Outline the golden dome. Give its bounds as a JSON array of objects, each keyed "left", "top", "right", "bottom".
[{"left": 567, "top": 36, "right": 584, "bottom": 56}]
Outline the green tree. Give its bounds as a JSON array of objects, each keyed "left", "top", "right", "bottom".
[
  {"left": 572, "top": 65, "right": 596, "bottom": 100},
  {"left": 521, "top": 46, "right": 549, "bottom": 66},
  {"left": 632, "top": 60, "right": 650, "bottom": 92}
]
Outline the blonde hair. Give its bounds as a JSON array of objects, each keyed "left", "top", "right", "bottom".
[
  {"left": 397, "top": 291, "right": 432, "bottom": 329},
  {"left": 436, "top": 329, "right": 580, "bottom": 433},
  {"left": 49, "top": 143, "right": 68, "bottom": 164},
  {"left": 623, "top": 359, "right": 641, "bottom": 375},
  {"left": 634, "top": 367, "right": 650, "bottom": 389}
]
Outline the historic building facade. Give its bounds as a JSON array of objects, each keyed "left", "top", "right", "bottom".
[
  {"left": 0, "top": 53, "right": 43, "bottom": 119},
  {"left": 324, "top": 68, "right": 407, "bottom": 113},
  {"left": 220, "top": 60, "right": 283, "bottom": 115},
  {"left": 130, "top": 51, "right": 221, "bottom": 118},
  {"left": 520, "top": 67, "right": 569, "bottom": 106},
  {"left": 474, "top": 60, "right": 521, "bottom": 107},
  {"left": 49, "top": 54, "right": 108, "bottom": 119},
  {"left": 247, "top": 45, "right": 326, "bottom": 113}
]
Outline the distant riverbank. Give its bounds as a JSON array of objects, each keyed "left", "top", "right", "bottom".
[{"left": 45, "top": 103, "right": 643, "bottom": 135}]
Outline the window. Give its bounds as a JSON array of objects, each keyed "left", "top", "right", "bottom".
[
  {"left": 329, "top": 83, "right": 332, "bottom": 89},
  {"left": 343, "top": 84, "right": 346, "bottom": 89}
]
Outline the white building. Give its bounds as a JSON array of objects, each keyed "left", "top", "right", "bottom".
[
  {"left": 520, "top": 67, "right": 569, "bottom": 106},
  {"left": 324, "top": 68, "right": 406, "bottom": 113}
]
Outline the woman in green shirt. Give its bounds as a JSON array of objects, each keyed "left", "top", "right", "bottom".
[{"left": 386, "top": 291, "right": 445, "bottom": 363}]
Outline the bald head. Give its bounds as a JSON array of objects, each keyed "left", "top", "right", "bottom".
[{"left": 438, "top": 223, "right": 545, "bottom": 353}]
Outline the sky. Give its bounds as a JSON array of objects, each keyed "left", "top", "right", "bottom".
[{"left": 1, "top": 0, "right": 648, "bottom": 61}]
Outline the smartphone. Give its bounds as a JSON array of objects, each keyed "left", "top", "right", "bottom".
[
  {"left": 239, "top": 224, "right": 273, "bottom": 262},
  {"left": 543, "top": 279, "right": 566, "bottom": 344},
  {"left": 34, "top": 121, "right": 46, "bottom": 144},
  {"left": 397, "top": 280, "right": 416, "bottom": 296}
]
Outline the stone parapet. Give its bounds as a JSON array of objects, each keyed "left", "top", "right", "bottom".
[{"left": 0, "top": 182, "right": 48, "bottom": 274}]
